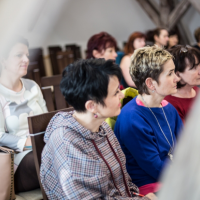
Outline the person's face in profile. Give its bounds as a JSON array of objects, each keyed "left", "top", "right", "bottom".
[
  {"left": 133, "top": 37, "right": 146, "bottom": 50},
  {"left": 152, "top": 59, "right": 180, "bottom": 97},
  {"left": 168, "top": 35, "right": 179, "bottom": 48},
  {"left": 96, "top": 76, "right": 124, "bottom": 119},
  {"left": 155, "top": 29, "right": 169, "bottom": 47},
  {"left": 2, "top": 43, "right": 29, "bottom": 78}
]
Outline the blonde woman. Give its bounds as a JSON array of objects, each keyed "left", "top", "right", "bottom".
[{"left": 114, "top": 46, "right": 183, "bottom": 195}]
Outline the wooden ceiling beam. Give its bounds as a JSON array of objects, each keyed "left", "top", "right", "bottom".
[
  {"left": 168, "top": 0, "right": 191, "bottom": 30},
  {"left": 189, "top": 0, "right": 200, "bottom": 14},
  {"left": 136, "top": 0, "right": 161, "bottom": 27}
]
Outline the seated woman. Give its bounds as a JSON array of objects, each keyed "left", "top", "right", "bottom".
[
  {"left": 120, "top": 32, "right": 146, "bottom": 88},
  {"left": 0, "top": 36, "right": 48, "bottom": 192},
  {"left": 114, "top": 46, "right": 183, "bottom": 195},
  {"left": 165, "top": 45, "right": 200, "bottom": 123},
  {"left": 40, "top": 59, "right": 156, "bottom": 200},
  {"left": 86, "top": 31, "right": 118, "bottom": 61}
]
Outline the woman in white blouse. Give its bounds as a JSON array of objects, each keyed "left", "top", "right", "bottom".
[{"left": 0, "top": 35, "right": 48, "bottom": 193}]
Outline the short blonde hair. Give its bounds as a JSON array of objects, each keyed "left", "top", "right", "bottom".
[{"left": 130, "top": 46, "right": 173, "bottom": 95}]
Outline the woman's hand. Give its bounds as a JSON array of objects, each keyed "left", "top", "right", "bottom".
[{"left": 145, "top": 193, "right": 157, "bottom": 200}]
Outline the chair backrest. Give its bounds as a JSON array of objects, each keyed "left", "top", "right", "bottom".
[
  {"left": 48, "top": 46, "right": 62, "bottom": 75},
  {"left": 29, "top": 48, "right": 46, "bottom": 77},
  {"left": 65, "top": 44, "right": 82, "bottom": 60},
  {"left": 23, "top": 62, "right": 41, "bottom": 86},
  {"left": 56, "top": 50, "right": 74, "bottom": 74},
  {"left": 28, "top": 107, "right": 74, "bottom": 200},
  {"left": 41, "top": 75, "right": 69, "bottom": 111}
]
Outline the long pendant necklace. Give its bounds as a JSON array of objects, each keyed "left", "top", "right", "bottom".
[{"left": 140, "top": 95, "right": 174, "bottom": 161}]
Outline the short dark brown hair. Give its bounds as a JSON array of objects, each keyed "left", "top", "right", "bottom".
[
  {"left": 130, "top": 46, "right": 173, "bottom": 95},
  {"left": 168, "top": 45, "right": 200, "bottom": 88},
  {"left": 194, "top": 27, "right": 200, "bottom": 43}
]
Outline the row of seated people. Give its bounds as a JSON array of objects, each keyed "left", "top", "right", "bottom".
[{"left": 0, "top": 34, "right": 199, "bottom": 199}]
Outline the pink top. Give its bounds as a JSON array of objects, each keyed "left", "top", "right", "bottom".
[{"left": 136, "top": 97, "right": 169, "bottom": 107}]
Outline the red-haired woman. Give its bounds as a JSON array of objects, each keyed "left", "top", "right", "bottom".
[
  {"left": 120, "top": 32, "right": 146, "bottom": 88},
  {"left": 86, "top": 32, "right": 117, "bottom": 61}
]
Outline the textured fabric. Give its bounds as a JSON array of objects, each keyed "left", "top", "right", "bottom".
[
  {"left": 114, "top": 97, "right": 183, "bottom": 188},
  {"left": 0, "top": 78, "right": 47, "bottom": 170},
  {"left": 164, "top": 86, "right": 199, "bottom": 123},
  {"left": 40, "top": 111, "right": 149, "bottom": 200}
]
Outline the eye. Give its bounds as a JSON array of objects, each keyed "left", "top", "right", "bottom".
[
  {"left": 16, "top": 54, "right": 23, "bottom": 58},
  {"left": 114, "top": 88, "right": 120, "bottom": 96}
]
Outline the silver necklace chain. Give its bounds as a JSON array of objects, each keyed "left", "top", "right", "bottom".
[{"left": 140, "top": 95, "right": 174, "bottom": 159}]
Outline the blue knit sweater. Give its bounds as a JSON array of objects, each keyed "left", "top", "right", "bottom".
[{"left": 114, "top": 97, "right": 183, "bottom": 187}]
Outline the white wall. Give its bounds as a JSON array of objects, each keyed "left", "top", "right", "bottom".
[{"left": 0, "top": 0, "right": 200, "bottom": 58}]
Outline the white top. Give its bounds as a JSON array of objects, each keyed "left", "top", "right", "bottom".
[{"left": 0, "top": 78, "right": 48, "bottom": 170}]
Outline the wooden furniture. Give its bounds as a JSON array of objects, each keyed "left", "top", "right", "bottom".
[
  {"left": 28, "top": 107, "right": 74, "bottom": 200},
  {"left": 29, "top": 48, "right": 46, "bottom": 77},
  {"left": 41, "top": 75, "right": 69, "bottom": 111},
  {"left": 23, "top": 62, "right": 41, "bottom": 86},
  {"left": 65, "top": 44, "right": 81, "bottom": 60},
  {"left": 48, "top": 46, "right": 62, "bottom": 75},
  {"left": 56, "top": 50, "right": 74, "bottom": 74}
]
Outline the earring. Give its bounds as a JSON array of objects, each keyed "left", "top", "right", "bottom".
[
  {"left": 152, "top": 90, "right": 155, "bottom": 93},
  {"left": 94, "top": 113, "right": 98, "bottom": 118}
]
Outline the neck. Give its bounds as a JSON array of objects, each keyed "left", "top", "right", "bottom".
[
  {"left": 0, "top": 70, "right": 22, "bottom": 92},
  {"left": 73, "top": 111, "right": 104, "bottom": 133},
  {"left": 155, "top": 42, "right": 162, "bottom": 48},
  {"left": 173, "top": 84, "right": 195, "bottom": 98},
  {"left": 140, "top": 93, "right": 164, "bottom": 107}
]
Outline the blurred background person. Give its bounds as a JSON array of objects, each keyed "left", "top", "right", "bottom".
[
  {"left": 193, "top": 27, "right": 200, "bottom": 51},
  {"left": 165, "top": 45, "right": 200, "bottom": 123},
  {"left": 146, "top": 28, "right": 169, "bottom": 48},
  {"left": 167, "top": 30, "right": 179, "bottom": 49},
  {"left": 86, "top": 31, "right": 117, "bottom": 61},
  {"left": 120, "top": 32, "right": 146, "bottom": 88},
  {"left": 0, "top": 35, "right": 48, "bottom": 193}
]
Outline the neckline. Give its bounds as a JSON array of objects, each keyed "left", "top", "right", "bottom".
[{"left": 136, "top": 97, "right": 169, "bottom": 107}]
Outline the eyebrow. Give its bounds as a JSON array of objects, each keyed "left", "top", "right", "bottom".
[
  {"left": 114, "top": 85, "right": 119, "bottom": 94},
  {"left": 169, "top": 69, "right": 175, "bottom": 72}
]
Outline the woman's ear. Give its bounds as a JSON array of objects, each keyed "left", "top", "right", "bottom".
[
  {"left": 145, "top": 77, "right": 156, "bottom": 91},
  {"left": 154, "top": 35, "right": 158, "bottom": 43},
  {"left": 85, "top": 100, "right": 97, "bottom": 113},
  {"left": 92, "top": 50, "right": 101, "bottom": 58}
]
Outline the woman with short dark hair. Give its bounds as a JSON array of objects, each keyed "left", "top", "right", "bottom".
[
  {"left": 40, "top": 58, "right": 156, "bottom": 200},
  {"left": 165, "top": 45, "right": 200, "bottom": 122},
  {"left": 114, "top": 46, "right": 183, "bottom": 195}
]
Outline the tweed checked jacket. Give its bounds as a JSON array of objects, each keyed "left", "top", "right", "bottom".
[{"left": 40, "top": 111, "right": 150, "bottom": 200}]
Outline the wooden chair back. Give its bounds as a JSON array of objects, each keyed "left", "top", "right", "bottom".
[
  {"left": 48, "top": 46, "right": 62, "bottom": 75},
  {"left": 56, "top": 50, "right": 74, "bottom": 74},
  {"left": 29, "top": 48, "right": 46, "bottom": 77},
  {"left": 65, "top": 44, "right": 81, "bottom": 60},
  {"left": 28, "top": 107, "right": 74, "bottom": 200},
  {"left": 23, "top": 62, "right": 41, "bottom": 86},
  {"left": 41, "top": 75, "right": 69, "bottom": 111}
]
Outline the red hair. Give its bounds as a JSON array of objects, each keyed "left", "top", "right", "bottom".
[
  {"left": 86, "top": 32, "right": 117, "bottom": 59},
  {"left": 124, "top": 32, "right": 146, "bottom": 55}
]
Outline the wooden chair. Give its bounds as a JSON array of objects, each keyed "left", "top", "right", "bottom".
[
  {"left": 28, "top": 107, "right": 74, "bottom": 200},
  {"left": 48, "top": 46, "right": 62, "bottom": 75},
  {"left": 41, "top": 75, "right": 69, "bottom": 111},
  {"left": 23, "top": 62, "right": 41, "bottom": 86},
  {"left": 29, "top": 48, "right": 46, "bottom": 77},
  {"left": 56, "top": 50, "right": 74, "bottom": 74},
  {"left": 65, "top": 44, "right": 81, "bottom": 60}
]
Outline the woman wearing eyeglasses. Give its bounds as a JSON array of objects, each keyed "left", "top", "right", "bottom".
[
  {"left": 114, "top": 46, "right": 183, "bottom": 195},
  {"left": 165, "top": 45, "right": 200, "bottom": 122}
]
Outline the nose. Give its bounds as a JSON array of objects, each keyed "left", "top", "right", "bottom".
[
  {"left": 119, "top": 90, "right": 125, "bottom": 100},
  {"left": 113, "top": 51, "right": 117, "bottom": 59},
  {"left": 174, "top": 73, "right": 180, "bottom": 82},
  {"left": 23, "top": 54, "right": 29, "bottom": 63}
]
